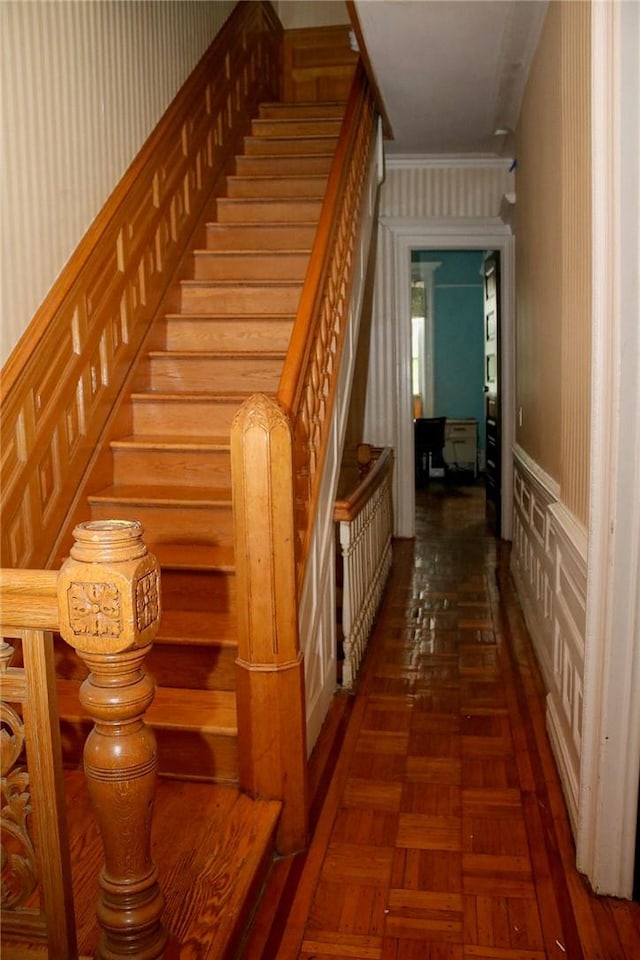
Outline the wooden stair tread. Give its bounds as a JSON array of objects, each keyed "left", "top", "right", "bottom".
[
  {"left": 216, "top": 197, "right": 323, "bottom": 206},
  {"left": 111, "top": 434, "right": 231, "bottom": 451},
  {"left": 180, "top": 278, "right": 303, "bottom": 288},
  {"left": 183, "top": 790, "right": 281, "bottom": 958},
  {"left": 191, "top": 248, "right": 311, "bottom": 257},
  {"left": 148, "top": 349, "right": 286, "bottom": 360},
  {"left": 130, "top": 390, "right": 262, "bottom": 400},
  {"left": 88, "top": 484, "right": 232, "bottom": 505},
  {"left": 164, "top": 311, "right": 295, "bottom": 318},
  {"left": 149, "top": 541, "right": 235, "bottom": 570},
  {"left": 158, "top": 609, "right": 237, "bottom": 647},
  {"left": 57, "top": 680, "right": 238, "bottom": 733},
  {"left": 206, "top": 218, "right": 318, "bottom": 226}
]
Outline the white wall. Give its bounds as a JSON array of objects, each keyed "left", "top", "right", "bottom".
[{"left": 0, "top": 0, "right": 235, "bottom": 366}]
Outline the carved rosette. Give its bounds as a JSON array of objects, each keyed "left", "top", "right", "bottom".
[
  {"left": 1, "top": 701, "right": 37, "bottom": 909},
  {"left": 58, "top": 520, "right": 161, "bottom": 655}
]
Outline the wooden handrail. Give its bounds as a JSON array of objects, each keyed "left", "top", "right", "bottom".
[
  {"left": 0, "top": 569, "right": 58, "bottom": 629},
  {"left": 277, "top": 62, "right": 377, "bottom": 579},
  {"left": 0, "top": 519, "right": 167, "bottom": 959},
  {"left": 334, "top": 447, "right": 395, "bottom": 522}
]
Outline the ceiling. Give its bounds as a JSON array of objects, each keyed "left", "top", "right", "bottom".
[{"left": 353, "top": 0, "right": 548, "bottom": 158}]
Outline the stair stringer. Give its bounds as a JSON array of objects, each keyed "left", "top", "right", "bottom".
[{"left": 299, "top": 120, "right": 383, "bottom": 752}]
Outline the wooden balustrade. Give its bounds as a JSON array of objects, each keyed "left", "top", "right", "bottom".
[
  {"left": 0, "top": 520, "right": 166, "bottom": 959},
  {"left": 334, "top": 447, "right": 394, "bottom": 688},
  {"left": 231, "top": 66, "right": 379, "bottom": 849},
  {"left": 277, "top": 62, "right": 377, "bottom": 581},
  {"left": 0, "top": 0, "right": 282, "bottom": 573}
]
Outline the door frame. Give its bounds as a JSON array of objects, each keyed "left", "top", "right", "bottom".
[
  {"left": 382, "top": 216, "right": 515, "bottom": 539},
  {"left": 577, "top": 0, "right": 640, "bottom": 898}
]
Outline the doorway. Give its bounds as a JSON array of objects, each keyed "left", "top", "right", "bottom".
[{"left": 382, "top": 220, "right": 515, "bottom": 540}]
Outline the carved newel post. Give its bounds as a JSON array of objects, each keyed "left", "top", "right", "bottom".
[{"left": 58, "top": 520, "right": 167, "bottom": 960}]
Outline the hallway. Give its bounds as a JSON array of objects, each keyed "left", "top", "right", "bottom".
[{"left": 244, "top": 481, "right": 640, "bottom": 960}]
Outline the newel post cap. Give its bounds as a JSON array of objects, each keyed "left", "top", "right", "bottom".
[{"left": 57, "top": 520, "right": 161, "bottom": 655}]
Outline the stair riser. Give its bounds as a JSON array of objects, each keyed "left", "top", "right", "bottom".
[
  {"left": 113, "top": 447, "right": 231, "bottom": 488},
  {"left": 60, "top": 718, "right": 239, "bottom": 784},
  {"left": 88, "top": 501, "right": 234, "bottom": 546},
  {"left": 180, "top": 284, "right": 301, "bottom": 315},
  {"left": 251, "top": 118, "right": 342, "bottom": 138},
  {"left": 132, "top": 398, "right": 243, "bottom": 436},
  {"left": 54, "top": 641, "right": 237, "bottom": 692},
  {"left": 191, "top": 252, "right": 309, "bottom": 281},
  {"left": 226, "top": 176, "right": 327, "bottom": 199},
  {"left": 259, "top": 102, "right": 345, "bottom": 119},
  {"left": 147, "top": 644, "right": 237, "bottom": 691},
  {"left": 148, "top": 355, "right": 283, "bottom": 393},
  {"left": 161, "top": 569, "right": 236, "bottom": 614},
  {"left": 235, "top": 154, "right": 333, "bottom": 177},
  {"left": 206, "top": 222, "right": 316, "bottom": 251},
  {"left": 243, "top": 136, "right": 337, "bottom": 156},
  {"left": 216, "top": 198, "right": 322, "bottom": 223},
  {"left": 163, "top": 317, "right": 294, "bottom": 353}
]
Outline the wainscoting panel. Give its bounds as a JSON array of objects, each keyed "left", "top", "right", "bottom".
[{"left": 511, "top": 445, "right": 587, "bottom": 832}]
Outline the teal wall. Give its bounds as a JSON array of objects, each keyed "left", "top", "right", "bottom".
[{"left": 412, "top": 250, "right": 486, "bottom": 461}]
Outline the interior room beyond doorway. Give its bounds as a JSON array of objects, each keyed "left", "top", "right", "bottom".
[{"left": 411, "top": 249, "right": 487, "bottom": 488}]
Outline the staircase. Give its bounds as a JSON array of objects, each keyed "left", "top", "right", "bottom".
[{"left": 56, "top": 100, "right": 345, "bottom": 784}]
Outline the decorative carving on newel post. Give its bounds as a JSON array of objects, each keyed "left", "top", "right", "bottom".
[{"left": 58, "top": 519, "right": 167, "bottom": 960}]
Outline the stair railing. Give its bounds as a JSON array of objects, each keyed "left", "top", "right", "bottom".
[
  {"left": 335, "top": 447, "right": 394, "bottom": 689},
  {"left": 231, "top": 62, "right": 380, "bottom": 854},
  {"left": 0, "top": 520, "right": 167, "bottom": 960}
]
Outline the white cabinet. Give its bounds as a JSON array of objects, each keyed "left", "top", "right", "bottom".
[{"left": 444, "top": 419, "right": 477, "bottom": 476}]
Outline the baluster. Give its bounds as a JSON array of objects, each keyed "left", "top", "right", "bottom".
[{"left": 57, "top": 520, "right": 168, "bottom": 960}]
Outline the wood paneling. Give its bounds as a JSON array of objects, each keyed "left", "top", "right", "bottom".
[
  {"left": 282, "top": 24, "right": 358, "bottom": 103},
  {"left": 0, "top": 1, "right": 282, "bottom": 572},
  {"left": 511, "top": 446, "right": 587, "bottom": 834}
]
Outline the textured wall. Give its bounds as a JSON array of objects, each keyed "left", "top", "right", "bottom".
[
  {"left": 559, "top": 1, "right": 591, "bottom": 526},
  {"left": 515, "top": 0, "right": 591, "bottom": 524},
  {"left": 1, "top": 0, "right": 235, "bottom": 366},
  {"left": 514, "top": 2, "right": 563, "bottom": 484}
]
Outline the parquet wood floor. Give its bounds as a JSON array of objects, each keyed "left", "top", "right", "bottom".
[{"left": 243, "top": 481, "right": 640, "bottom": 960}]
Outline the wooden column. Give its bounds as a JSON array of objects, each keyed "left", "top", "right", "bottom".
[
  {"left": 57, "top": 519, "right": 167, "bottom": 960},
  {"left": 231, "top": 393, "right": 309, "bottom": 854}
]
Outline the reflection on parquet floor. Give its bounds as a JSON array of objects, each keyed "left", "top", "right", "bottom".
[{"left": 244, "top": 481, "right": 640, "bottom": 960}]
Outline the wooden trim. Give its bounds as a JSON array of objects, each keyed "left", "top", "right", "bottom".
[
  {"left": 345, "top": 0, "right": 394, "bottom": 140},
  {"left": 0, "top": 1, "right": 282, "bottom": 571}
]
